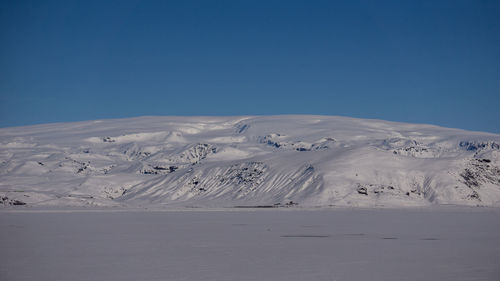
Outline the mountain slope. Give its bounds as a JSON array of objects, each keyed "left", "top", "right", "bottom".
[{"left": 1, "top": 115, "right": 500, "bottom": 208}]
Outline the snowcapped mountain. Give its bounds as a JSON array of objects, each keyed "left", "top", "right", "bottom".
[{"left": 1, "top": 115, "right": 499, "bottom": 208}]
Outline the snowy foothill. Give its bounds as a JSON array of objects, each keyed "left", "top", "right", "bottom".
[{"left": 0, "top": 115, "right": 500, "bottom": 209}]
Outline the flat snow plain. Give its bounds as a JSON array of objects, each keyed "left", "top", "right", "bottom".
[{"left": 1, "top": 208, "right": 499, "bottom": 281}]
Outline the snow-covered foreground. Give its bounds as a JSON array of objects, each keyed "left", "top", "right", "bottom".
[
  {"left": 1, "top": 208, "right": 499, "bottom": 281},
  {"left": 1, "top": 115, "right": 500, "bottom": 208}
]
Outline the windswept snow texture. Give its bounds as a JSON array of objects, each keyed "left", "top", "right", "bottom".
[{"left": 1, "top": 115, "right": 500, "bottom": 208}]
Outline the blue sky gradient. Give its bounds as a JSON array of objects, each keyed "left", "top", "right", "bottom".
[{"left": 1, "top": 0, "right": 499, "bottom": 132}]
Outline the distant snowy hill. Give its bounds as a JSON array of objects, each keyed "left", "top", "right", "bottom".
[{"left": 1, "top": 115, "right": 500, "bottom": 208}]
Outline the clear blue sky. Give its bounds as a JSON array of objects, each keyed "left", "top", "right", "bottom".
[{"left": 1, "top": 0, "right": 499, "bottom": 133}]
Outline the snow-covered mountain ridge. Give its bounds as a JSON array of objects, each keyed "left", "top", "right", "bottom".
[{"left": 1, "top": 115, "right": 500, "bottom": 208}]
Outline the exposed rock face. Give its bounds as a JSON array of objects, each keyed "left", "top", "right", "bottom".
[
  {"left": 459, "top": 141, "right": 500, "bottom": 152},
  {"left": 461, "top": 159, "right": 500, "bottom": 187}
]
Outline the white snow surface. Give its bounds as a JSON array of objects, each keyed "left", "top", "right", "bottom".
[
  {"left": 1, "top": 115, "right": 500, "bottom": 208},
  {"left": 2, "top": 209, "right": 500, "bottom": 281}
]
